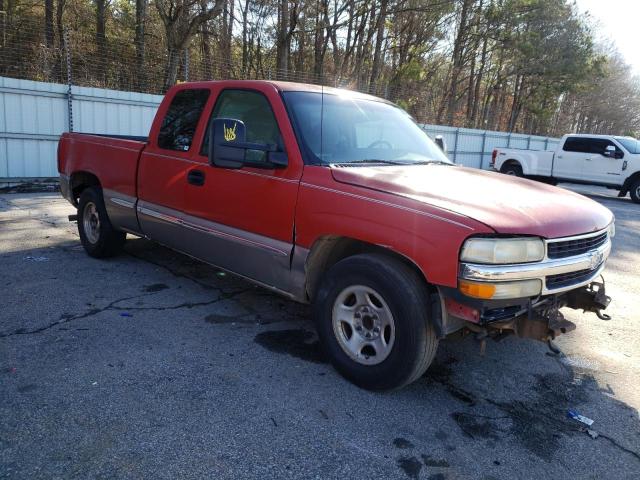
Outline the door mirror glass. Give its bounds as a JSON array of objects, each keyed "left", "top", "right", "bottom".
[
  {"left": 603, "top": 145, "right": 624, "bottom": 159},
  {"left": 603, "top": 145, "right": 615, "bottom": 158},
  {"left": 434, "top": 135, "right": 448, "bottom": 155},
  {"left": 208, "top": 118, "right": 287, "bottom": 169}
]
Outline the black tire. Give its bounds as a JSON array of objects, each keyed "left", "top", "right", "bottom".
[
  {"left": 313, "top": 253, "right": 439, "bottom": 391},
  {"left": 77, "top": 187, "right": 126, "bottom": 258},
  {"left": 630, "top": 178, "right": 640, "bottom": 204},
  {"left": 502, "top": 162, "right": 523, "bottom": 177}
]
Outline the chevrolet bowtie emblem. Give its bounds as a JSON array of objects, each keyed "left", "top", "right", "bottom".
[{"left": 588, "top": 250, "right": 603, "bottom": 270}]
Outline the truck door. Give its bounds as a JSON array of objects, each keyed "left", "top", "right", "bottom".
[
  {"left": 554, "top": 136, "right": 588, "bottom": 180},
  {"left": 183, "top": 85, "right": 304, "bottom": 293},
  {"left": 582, "top": 138, "right": 625, "bottom": 185},
  {"left": 137, "top": 87, "right": 212, "bottom": 247}
]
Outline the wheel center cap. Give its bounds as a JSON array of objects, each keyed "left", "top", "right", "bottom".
[{"left": 353, "top": 305, "right": 380, "bottom": 339}]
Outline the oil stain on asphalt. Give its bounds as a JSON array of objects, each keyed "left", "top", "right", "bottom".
[
  {"left": 253, "top": 329, "right": 326, "bottom": 364},
  {"left": 143, "top": 283, "right": 169, "bottom": 292}
]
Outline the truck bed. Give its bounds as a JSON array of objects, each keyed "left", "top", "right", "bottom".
[
  {"left": 58, "top": 132, "right": 148, "bottom": 201},
  {"left": 495, "top": 147, "right": 554, "bottom": 176}
]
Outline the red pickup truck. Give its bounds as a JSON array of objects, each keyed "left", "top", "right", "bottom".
[{"left": 58, "top": 80, "right": 614, "bottom": 390}]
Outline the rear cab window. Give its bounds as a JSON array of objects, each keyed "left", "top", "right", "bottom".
[
  {"left": 158, "top": 89, "right": 211, "bottom": 152},
  {"left": 563, "top": 137, "right": 591, "bottom": 153}
]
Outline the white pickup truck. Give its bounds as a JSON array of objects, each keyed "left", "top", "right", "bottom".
[{"left": 491, "top": 134, "right": 640, "bottom": 203}]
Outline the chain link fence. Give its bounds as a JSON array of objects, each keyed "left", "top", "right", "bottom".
[
  {"left": 0, "top": 21, "right": 427, "bottom": 109},
  {"left": 0, "top": 21, "right": 559, "bottom": 181}
]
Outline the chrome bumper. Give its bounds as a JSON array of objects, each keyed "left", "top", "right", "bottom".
[{"left": 459, "top": 231, "right": 612, "bottom": 295}]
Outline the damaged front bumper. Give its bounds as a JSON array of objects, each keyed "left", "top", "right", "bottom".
[
  {"left": 435, "top": 227, "right": 614, "bottom": 343},
  {"left": 438, "top": 279, "right": 612, "bottom": 343}
]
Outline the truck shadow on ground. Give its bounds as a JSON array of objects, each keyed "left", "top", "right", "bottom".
[{"left": 123, "top": 237, "right": 640, "bottom": 472}]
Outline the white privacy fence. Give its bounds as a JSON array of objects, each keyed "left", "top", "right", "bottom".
[
  {"left": 0, "top": 76, "right": 162, "bottom": 181},
  {"left": 0, "top": 77, "right": 560, "bottom": 181},
  {"left": 420, "top": 124, "right": 561, "bottom": 169}
]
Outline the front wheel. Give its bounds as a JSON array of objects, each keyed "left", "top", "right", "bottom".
[
  {"left": 77, "top": 187, "right": 126, "bottom": 258},
  {"left": 630, "top": 178, "right": 640, "bottom": 204},
  {"left": 313, "top": 254, "right": 439, "bottom": 391}
]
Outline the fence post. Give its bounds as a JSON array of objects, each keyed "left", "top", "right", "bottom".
[
  {"left": 544, "top": 138, "right": 549, "bottom": 150},
  {"left": 63, "top": 28, "right": 73, "bottom": 133},
  {"left": 507, "top": 133, "right": 512, "bottom": 148},
  {"left": 453, "top": 128, "right": 460, "bottom": 163},
  {"left": 526, "top": 135, "right": 531, "bottom": 150},
  {"left": 480, "top": 131, "right": 487, "bottom": 169}
]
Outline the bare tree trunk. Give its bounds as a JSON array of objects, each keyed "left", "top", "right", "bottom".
[
  {"left": 164, "top": 47, "right": 181, "bottom": 89},
  {"left": 470, "top": 36, "right": 487, "bottom": 127},
  {"left": 276, "top": 0, "right": 289, "bottom": 75},
  {"left": 241, "top": 0, "right": 249, "bottom": 74},
  {"left": 45, "top": 0, "right": 54, "bottom": 47},
  {"left": 368, "top": 0, "right": 387, "bottom": 92},
  {"left": 95, "top": 0, "right": 108, "bottom": 84},
  {"left": 135, "top": 0, "right": 147, "bottom": 90},
  {"left": 201, "top": 29, "right": 213, "bottom": 79},
  {"left": 445, "top": 0, "right": 473, "bottom": 125}
]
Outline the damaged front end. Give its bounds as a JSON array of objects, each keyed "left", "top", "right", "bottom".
[
  {"left": 438, "top": 278, "right": 612, "bottom": 347},
  {"left": 435, "top": 225, "right": 614, "bottom": 348}
]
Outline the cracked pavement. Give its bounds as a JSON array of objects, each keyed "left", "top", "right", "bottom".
[{"left": 1, "top": 188, "right": 639, "bottom": 479}]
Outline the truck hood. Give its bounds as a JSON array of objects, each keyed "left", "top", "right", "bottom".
[{"left": 331, "top": 164, "right": 613, "bottom": 238}]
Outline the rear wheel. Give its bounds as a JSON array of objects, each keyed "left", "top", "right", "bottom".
[
  {"left": 313, "top": 253, "right": 439, "bottom": 391},
  {"left": 77, "top": 187, "right": 126, "bottom": 258},
  {"left": 630, "top": 178, "right": 640, "bottom": 204},
  {"left": 502, "top": 162, "right": 523, "bottom": 177}
]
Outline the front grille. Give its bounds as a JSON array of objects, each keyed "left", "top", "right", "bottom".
[
  {"left": 547, "top": 231, "right": 608, "bottom": 259},
  {"left": 545, "top": 264, "right": 602, "bottom": 290}
]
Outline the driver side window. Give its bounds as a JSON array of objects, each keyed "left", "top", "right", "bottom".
[{"left": 201, "top": 90, "right": 283, "bottom": 162}]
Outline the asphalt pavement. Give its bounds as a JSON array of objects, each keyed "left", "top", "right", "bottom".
[{"left": 1, "top": 185, "right": 639, "bottom": 479}]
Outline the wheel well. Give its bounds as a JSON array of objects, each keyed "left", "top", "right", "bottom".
[
  {"left": 304, "top": 236, "right": 432, "bottom": 302},
  {"left": 70, "top": 171, "right": 101, "bottom": 205},
  {"left": 621, "top": 171, "right": 640, "bottom": 195},
  {"left": 500, "top": 159, "right": 521, "bottom": 172}
]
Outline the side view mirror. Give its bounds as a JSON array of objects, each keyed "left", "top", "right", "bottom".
[
  {"left": 434, "top": 135, "right": 448, "bottom": 154},
  {"left": 208, "top": 118, "right": 287, "bottom": 169},
  {"left": 603, "top": 145, "right": 623, "bottom": 159}
]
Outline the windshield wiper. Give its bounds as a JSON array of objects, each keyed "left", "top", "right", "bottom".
[
  {"left": 336, "top": 159, "right": 411, "bottom": 166},
  {"left": 419, "top": 160, "right": 454, "bottom": 166}
]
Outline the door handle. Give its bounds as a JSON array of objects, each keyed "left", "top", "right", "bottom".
[{"left": 187, "top": 169, "right": 205, "bottom": 186}]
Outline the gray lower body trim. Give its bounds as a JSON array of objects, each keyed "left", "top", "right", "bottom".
[
  {"left": 137, "top": 200, "right": 308, "bottom": 300},
  {"left": 104, "top": 189, "right": 142, "bottom": 235},
  {"left": 59, "top": 174, "right": 73, "bottom": 205}
]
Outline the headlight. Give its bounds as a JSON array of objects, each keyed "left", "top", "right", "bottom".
[
  {"left": 460, "top": 237, "right": 544, "bottom": 264},
  {"left": 608, "top": 221, "right": 615, "bottom": 238}
]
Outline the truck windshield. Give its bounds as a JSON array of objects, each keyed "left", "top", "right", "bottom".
[
  {"left": 282, "top": 91, "right": 451, "bottom": 166},
  {"left": 615, "top": 136, "right": 640, "bottom": 154}
]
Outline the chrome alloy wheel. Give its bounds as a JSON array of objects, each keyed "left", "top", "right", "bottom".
[
  {"left": 331, "top": 285, "right": 396, "bottom": 365},
  {"left": 82, "top": 201, "right": 101, "bottom": 244}
]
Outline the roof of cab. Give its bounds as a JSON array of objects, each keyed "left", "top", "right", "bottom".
[{"left": 174, "top": 79, "right": 394, "bottom": 105}]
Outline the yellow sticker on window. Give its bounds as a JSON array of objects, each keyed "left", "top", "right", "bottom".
[{"left": 224, "top": 122, "right": 237, "bottom": 142}]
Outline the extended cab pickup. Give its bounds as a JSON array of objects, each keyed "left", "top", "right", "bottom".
[
  {"left": 491, "top": 133, "right": 640, "bottom": 203},
  {"left": 58, "top": 81, "right": 615, "bottom": 390}
]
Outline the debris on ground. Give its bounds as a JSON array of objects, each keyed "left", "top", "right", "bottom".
[
  {"left": 119, "top": 312, "right": 133, "bottom": 318},
  {"left": 567, "top": 409, "right": 594, "bottom": 426},
  {"left": 587, "top": 429, "right": 599, "bottom": 439}
]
